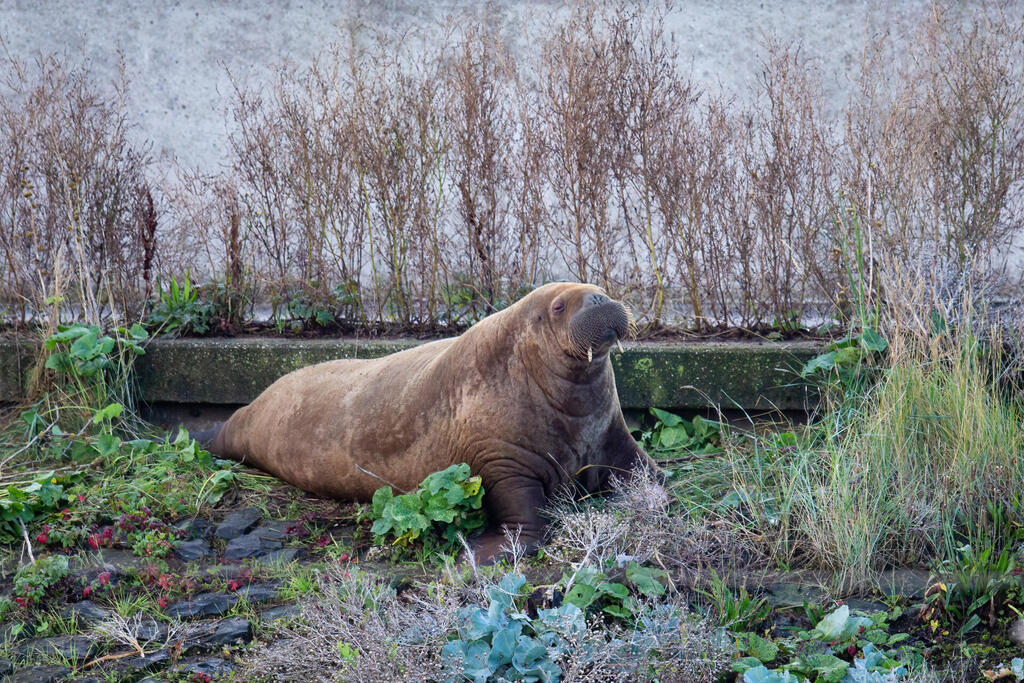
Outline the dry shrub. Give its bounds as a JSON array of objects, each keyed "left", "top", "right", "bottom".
[
  {"left": 545, "top": 469, "right": 766, "bottom": 574},
  {"left": 5, "top": 2, "right": 1024, "bottom": 334},
  {"left": 0, "top": 53, "right": 157, "bottom": 326},
  {"left": 248, "top": 566, "right": 462, "bottom": 682},
  {"left": 247, "top": 548, "right": 729, "bottom": 682}
]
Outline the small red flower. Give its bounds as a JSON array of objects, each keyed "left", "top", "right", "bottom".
[
  {"left": 316, "top": 535, "right": 330, "bottom": 547},
  {"left": 78, "top": 494, "right": 86, "bottom": 502},
  {"left": 339, "top": 553, "right": 349, "bottom": 561},
  {"left": 83, "top": 586, "right": 92, "bottom": 598},
  {"left": 87, "top": 534, "right": 101, "bottom": 549},
  {"left": 97, "top": 572, "right": 111, "bottom": 586},
  {"left": 227, "top": 579, "right": 241, "bottom": 592},
  {"left": 36, "top": 532, "right": 47, "bottom": 544},
  {"left": 158, "top": 595, "right": 168, "bottom": 609},
  {"left": 14, "top": 597, "right": 26, "bottom": 607},
  {"left": 847, "top": 645, "right": 857, "bottom": 657}
]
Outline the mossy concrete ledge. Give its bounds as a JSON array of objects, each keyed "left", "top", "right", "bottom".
[{"left": 123, "top": 337, "right": 821, "bottom": 412}]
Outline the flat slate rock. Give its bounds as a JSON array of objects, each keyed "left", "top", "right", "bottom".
[
  {"left": 104, "top": 649, "right": 170, "bottom": 676},
  {"left": 251, "top": 548, "right": 300, "bottom": 565},
  {"left": 174, "top": 538, "right": 211, "bottom": 562},
  {"left": 174, "top": 517, "right": 214, "bottom": 540},
  {"left": 15, "top": 635, "right": 99, "bottom": 662},
  {"left": 766, "top": 582, "right": 828, "bottom": 608},
  {"left": 59, "top": 600, "right": 112, "bottom": 623},
  {"left": 71, "top": 549, "right": 146, "bottom": 579},
  {"left": 224, "top": 531, "right": 281, "bottom": 560},
  {"left": 876, "top": 568, "right": 930, "bottom": 599},
  {"left": 185, "top": 617, "right": 252, "bottom": 653},
  {"left": 215, "top": 508, "right": 262, "bottom": 540},
  {"left": 260, "top": 603, "right": 302, "bottom": 622},
  {"left": 236, "top": 583, "right": 280, "bottom": 604},
  {"left": 174, "top": 657, "right": 237, "bottom": 679},
  {"left": 252, "top": 520, "right": 293, "bottom": 541},
  {"left": 165, "top": 592, "right": 235, "bottom": 619},
  {"left": 8, "top": 665, "right": 72, "bottom": 682},
  {"left": 134, "top": 618, "right": 168, "bottom": 643}
]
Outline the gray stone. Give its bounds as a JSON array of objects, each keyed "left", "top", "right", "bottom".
[
  {"left": 174, "top": 657, "right": 237, "bottom": 678},
  {"left": 845, "top": 598, "right": 889, "bottom": 614},
  {"left": 15, "top": 635, "right": 99, "bottom": 662},
  {"left": 251, "top": 520, "right": 293, "bottom": 541},
  {"left": 9, "top": 665, "right": 71, "bottom": 683},
  {"left": 70, "top": 677, "right": 104, "bottom": 683},
  {"left": 174, "top": 538, "right": 211, "bottom": 562},
  {"left": 765, "top": 582, "right": 828, "bottom": 608},
  {"left": 1010, "top": 618, "right": 1024, "bottom": 646},
  {"left": 0, "top": 658, "right": 12, "bottom": 675},
  {"left": 165, "top": 592, "right": 235, "bottom": 619},
  {"left": 134, "top": 618, "right": 168, "bottom": 643},
  {"left": 224, "top": 531, "right": 281, "bottom": 560},
  {"left": 215, "top": 508, "right": 262, "bottom": 540},
  {"left": 260, "top": 603, "right": 301, "bottom": 622},
  {"left": 252, "top": 548, "right": 300, "bottom": 565},
  {"left": 106, "top": 649, "right": 170, "bottom": 676},
  {"left": 70, "top": 549, "right": 146, "bottom": 581},
  {"left": 59, "top": 600, "right": 112, "bottom": 623},
  {"left": 236, "top": 583, "right": 280, "bottom": 604},
  {"left": 876, "top": 568, "right": 931, "bottom": 599},
  {"left": 174, "top": 517, "right": 214, "bottom": 540},
  {"left": 185, "top": 617, "right": 252, "bottom": 653},
  {"left": 223, "top": 532, "right": 262, "bottom": 560}
]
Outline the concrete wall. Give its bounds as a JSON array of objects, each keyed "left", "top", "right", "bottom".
[{"left": 0, "top": 0, "right": 966, "bottom": 172}]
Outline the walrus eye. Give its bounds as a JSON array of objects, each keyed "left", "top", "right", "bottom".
[{"left": 552, "top": 299, "right": 565, "bottom": 315}]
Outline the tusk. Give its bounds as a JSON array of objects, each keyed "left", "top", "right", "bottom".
[
  {"left": 587, "top": 347, "right": 593, "bottom": 363},
  {"left": 616, "top": 338, "right": 624, "bottom": 354}
]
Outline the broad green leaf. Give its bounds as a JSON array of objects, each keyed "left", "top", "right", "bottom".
[
  {"left": 858, "top": 327, "right": 888, "bottom": 353},
  {"left": 801, "top": 351, "right": 836, "bottom": 377},
  {"left": 92, "top": 403, "right": 124, "bottom": 423},
  {"left": 650, "top": 407, "right": 683, "bottom": 427}
]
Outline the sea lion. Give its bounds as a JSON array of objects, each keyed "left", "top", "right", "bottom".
[{"left": 202, "top": 282, "right": 660, "bottom": 558}]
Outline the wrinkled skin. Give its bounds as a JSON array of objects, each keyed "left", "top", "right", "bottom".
[{"left": 204, "top": 282, "right": 661, "bottom": 560}]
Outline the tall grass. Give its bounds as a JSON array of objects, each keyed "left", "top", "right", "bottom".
[{"left": 715, "top": 287, "right": 1024, "bottom": 590}]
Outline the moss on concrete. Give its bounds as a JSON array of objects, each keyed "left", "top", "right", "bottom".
[{"left": 0, "top": 337, "right": 821, "bottom": 410}]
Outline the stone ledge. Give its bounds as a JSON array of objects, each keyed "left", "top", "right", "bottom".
[{"left": 0, "top": 337, "right": 822, "bottom": 411}]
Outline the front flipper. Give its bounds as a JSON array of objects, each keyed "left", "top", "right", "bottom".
[{"left": 471, "top": 454, "right": 554, "bottom": 563}]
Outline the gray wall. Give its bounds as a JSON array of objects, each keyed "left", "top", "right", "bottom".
[{"left": 0, "top": 0, "right": 956, "bottom": 172}]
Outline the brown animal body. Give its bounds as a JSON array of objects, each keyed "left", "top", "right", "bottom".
[{"left": 204, "top": 282, "right": 658, "bottom": 557}]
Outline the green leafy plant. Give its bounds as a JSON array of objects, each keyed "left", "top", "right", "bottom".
[
  {"left": 146, "top": 273, "right": 213, "bottom": 336},
  {"left": 370, "top": 463, "right": 485, "bottom": 556},
  {"left": 13, "top": 554, "right": 70, "bottom": 607},
  {"left": 800, "top": 327, "right": 888, "bottom": 392},
  {"left": 557, "top": 561, "right": 669, "bottom": 621},
  {"left": 0, "top": 470, "right": 70, "bottom": 543},
  {"left": 732, "top": 605, "right": 919, "bottom": 682},
  {"left": 635, "top": 408, "right": 722, "bottom": 457},
  {"left": 440, "top": 573, "right": 570, "bottom": 682},
  {"left": 696, "top": 570, "right": 771, "bottom": 632}
]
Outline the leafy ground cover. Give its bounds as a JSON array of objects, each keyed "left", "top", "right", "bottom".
[{"left": 2, "top": 316, "right": 1023, "bottom": 681}]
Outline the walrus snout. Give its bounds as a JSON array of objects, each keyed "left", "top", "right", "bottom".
[{"left": 568, "top": 295, "right": 631, "bottom": 358}]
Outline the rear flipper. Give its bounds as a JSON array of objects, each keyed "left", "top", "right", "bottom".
[{"left": 191, "top": 423, "right": 224, "bottom": 454}]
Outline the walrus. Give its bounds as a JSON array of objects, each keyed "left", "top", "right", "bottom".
[{"left": 201, "top": 282, "right": 660, "bottom": 558}]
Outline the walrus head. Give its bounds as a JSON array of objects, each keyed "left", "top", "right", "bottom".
[{"left": 528, "top": 283, "right": 633, "bottom": 364}]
